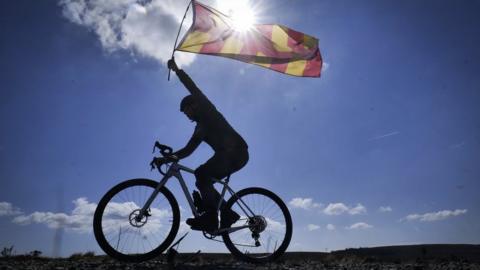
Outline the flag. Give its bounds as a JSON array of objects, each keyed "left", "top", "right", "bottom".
[{"left": 176, "top": 1, "right": 322, "bottom": 77}]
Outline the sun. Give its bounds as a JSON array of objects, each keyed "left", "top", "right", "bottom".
[{"left": 216, "top": 0, "right": 257, "bottom": 32}]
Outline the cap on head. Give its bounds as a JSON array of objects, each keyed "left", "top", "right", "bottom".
[{"left": 180, "top": 95, "right": 196, "bottom": 112}]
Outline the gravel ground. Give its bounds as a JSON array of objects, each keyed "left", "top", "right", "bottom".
[{"left": 1, "top": 256, "right": 480, "bottom": 270}]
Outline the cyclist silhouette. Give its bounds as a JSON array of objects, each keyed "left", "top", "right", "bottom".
[{"left": 167, "top": 58, "right": 249, "bottom": 232}]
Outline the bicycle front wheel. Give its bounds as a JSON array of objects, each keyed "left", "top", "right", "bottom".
[
  {"left": 222, "top": 187, "right": 293, "bottom": 264},
  {"left": 93, "top": 179, "right": 180, "bottom": 262}
]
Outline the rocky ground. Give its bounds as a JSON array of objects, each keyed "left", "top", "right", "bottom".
[{"left": 1, "top": 254, "right": 480, "bottom": 270}]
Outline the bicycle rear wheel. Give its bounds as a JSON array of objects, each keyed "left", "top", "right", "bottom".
[
  {"left": 93, "top": 179, "right": 180, "bottom": 262},
  {"left": 222, "top": 187, "right": 292, "bottom": 264}
]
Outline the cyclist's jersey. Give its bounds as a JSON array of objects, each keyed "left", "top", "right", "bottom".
[{"left": 174, "top": 70, "right": 248, "bottom": 158}]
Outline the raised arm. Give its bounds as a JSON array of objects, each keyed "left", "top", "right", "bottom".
[
  {"left": 168, "top": 58, "right": 216, "bottom": 111},
  {"left": 168, "top": 58, "right": 202, "bottom": 96}
]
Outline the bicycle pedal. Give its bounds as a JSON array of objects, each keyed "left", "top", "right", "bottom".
[{"left": 202, "top": 230, "right": 219, "bottom": 239}]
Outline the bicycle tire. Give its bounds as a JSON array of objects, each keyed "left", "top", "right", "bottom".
[
  {"left": 93, "top": 178, "right": 180, "bottom": 262},
  {"left": 221, "top": 187, "right": 292, "bottom": 264}
]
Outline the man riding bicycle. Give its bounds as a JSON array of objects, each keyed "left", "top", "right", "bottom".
[{"left": 167, "top": 58, "right": 249, "bottom": 232}]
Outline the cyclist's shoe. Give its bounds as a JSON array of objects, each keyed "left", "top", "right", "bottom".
[
  {"left": 220, "top": 208, "right": 240, "bottom": 229},
  {"left": 186, "top": 211, "right": 218, "bottom": 232}
]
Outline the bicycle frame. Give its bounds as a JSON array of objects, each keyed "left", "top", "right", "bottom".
[{"left": 139, "top": 162, "right": 256, "bottom": 234}]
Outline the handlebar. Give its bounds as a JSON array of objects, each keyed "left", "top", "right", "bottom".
[
  {"left": 152, "top": 141, "right": 173, "bottom": 156},
  {"left": 150, "top": 141, "right": 177, "bottom": 175}
]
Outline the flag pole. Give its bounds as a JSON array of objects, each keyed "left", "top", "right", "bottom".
[{"left": 168, "top": 0, "right": 193, "bottom": 81}]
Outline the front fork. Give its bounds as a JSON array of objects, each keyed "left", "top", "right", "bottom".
[{"left": 135, "top": 169, "right": 173, "bottom": 220}]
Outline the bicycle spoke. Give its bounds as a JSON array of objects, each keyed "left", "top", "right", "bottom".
[
  {"left": 226, "top": 191, "right": 288, "bottom": 258},
  {"left": 100, "top": 184, "right": 175, "bottom": 255}
]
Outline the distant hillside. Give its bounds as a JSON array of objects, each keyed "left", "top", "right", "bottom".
[
  {"left": 328, "top": 244, "right": 480, "bottom": 262},
  {"left": 153, "top": 244, "right": 480, "bottom": 263}
]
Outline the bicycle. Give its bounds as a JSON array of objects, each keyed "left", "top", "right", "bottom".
[{"left": 93, "top": 141, "right": 293, "bottom": 264}]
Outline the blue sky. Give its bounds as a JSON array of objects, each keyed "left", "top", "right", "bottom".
[{"left": 1, "top": 0, "right": 480, "bottom": 257}]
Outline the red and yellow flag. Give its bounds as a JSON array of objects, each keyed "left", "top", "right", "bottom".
[{"left": 176, "top": 1, "right": 322, "bottom": 77}]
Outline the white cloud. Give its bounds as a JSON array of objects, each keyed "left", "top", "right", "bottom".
[
  {"left": 12, "top": 198, "right": 95, "bottom": 233},
  {"left": 288, "top": 197, "right": 322, "bottom": 210},
  {"left": 12, "top": 198, "right": 96, "bottom": 232},
  {"left": 58, "top": 0, "right": 196, "bottom": 66},
  {"left": 12, "top": 197, "right": 173, "bottom": 235},
  {"left": 403, "top": 209, "right": 467, "bottom": 222},
  {"left": 348, "top": 203, "right": 367, "bottom": 215},
  {"left": 347, "top": 222, "right": 373, "bottom": 230},
  {"left": 323, "top": 203, "right": 348, "bottom": 215},
  {"left": 0, "top": 202, "right": 22, "bottom": 216},
  {"left": 288, "top": 199, "right": 366, "bottom": 215},
  {"left": 323, "top": 203, "right": 366, "bottom": 215},
  {"left": 326, "top": 224, "right": 335, "bottom": 231},
  {"left": 307, "top": 224, "right": 320, "bottom": 231},
  {"left": 265, "top": 217, "right": 287, "bottom": 233},
  {"left": 379, "top": 206, "right": 393, "bottom": 212}
]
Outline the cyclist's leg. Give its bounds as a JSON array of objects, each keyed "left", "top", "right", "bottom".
[
  {"left": 195, "top": 149, "right": 249, "bottom": 212},
  {"left": 186, "top": 154, "right": 228, "bottom": 230},
  {"left": 219, "top": 149, "right": 249, "bottom": 228},
  {"left": 229, "top": 149, "right": 249, "bottom": 176},
  {"left": 194, "top": 153, "right": 230, "bottom": 212}
]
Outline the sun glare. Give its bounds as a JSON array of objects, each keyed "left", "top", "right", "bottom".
[{"left": 216, "top": 0, "right": 257, "bottom": 32}]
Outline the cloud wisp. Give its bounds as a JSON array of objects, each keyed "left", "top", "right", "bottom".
[
  {"left": 321, "top": 62, "right": 330, "bottom": 72},
  {"left": 369, "top": 131, "right": 400, "bottom": 141},
  {"left": 0, "top": 202, "right": 23, "bottom": 216},
  {"left": 402, "top": 209, "right": 467, "bottom": 222},
  {"left": 379, "top": 206, "right": 393, "bottom": 213},
  {"left": 323, "top": 203, "right": 367, "bottom": 215},
  {"left": 346, "top": 222, "right": 373, "bottom": 230},
  {"left": 288, "top": 197, "right": 322, "bottom": 210},
  {"left": 326, "top": 224, "right": 335, "bottom": 231},
  {"left": 58, "top": 0, "right": 197, "bottom": 66},
  {"left": 449, "top": 141, "right": 466, "bottom": 150},
  {"left": 307, "top": 224, "right": 320, "bottom": 231}
]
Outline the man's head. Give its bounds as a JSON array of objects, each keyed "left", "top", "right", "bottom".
[{"left": 180, "top": 95, "right": 198, "bottom": 121}]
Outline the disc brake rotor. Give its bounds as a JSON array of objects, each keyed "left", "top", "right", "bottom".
[{"left": 129, "top": 209, "right": 148, "bottom": 228}]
